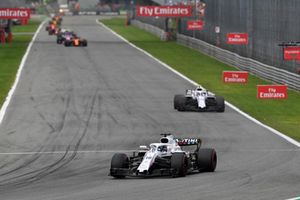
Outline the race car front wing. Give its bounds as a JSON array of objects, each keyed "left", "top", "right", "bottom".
[{"left": 110, "top": 167, "right": 177, "bottom": 177}]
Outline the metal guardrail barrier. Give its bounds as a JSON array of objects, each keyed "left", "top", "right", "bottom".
[
  {"left": 177, "top": 34, "right": 300, "bottom": 91},
  {"left": 131, "top": 20, "right": 167, "bottom": 41},
  {"left": 132, "top": 20, "right": 300, "bottom": 91}
]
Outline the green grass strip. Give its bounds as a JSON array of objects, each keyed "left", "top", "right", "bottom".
[
  {"left": 12, "top": 20, "right": 41, "bottom": 33},
  {"left": 101, "top": 18, "right": 300, "bottom": 142},
  {"left": 0, "top": 20, "right": 41, "bottom": 107}
]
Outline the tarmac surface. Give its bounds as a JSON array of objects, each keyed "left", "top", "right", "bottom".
[{"left": 0, "top": 16, "right": 299, "bottom": 200}]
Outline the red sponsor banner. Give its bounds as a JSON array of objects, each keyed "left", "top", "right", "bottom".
[
  {"left": 187, "top": 20, "right": 204, "bottom": 30},
  {"left": 223, "top": 71, "right": 248, "bottom": 83},
  {"left": 257, "top": 85, "right": 288, "bottom": 99},
  {"left": 136, "top": 6, "right": 192, "bottom": 17},
  {"left": 0, "top": 8, "right": 31, "bottom": 19},
  {"left": 227, "top": 33, "right": 248, "bottom": 45},
  {"left": 283, "top": 47, "right": 300, "bottom": 60}
]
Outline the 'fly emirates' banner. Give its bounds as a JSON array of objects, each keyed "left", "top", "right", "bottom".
[
  {"left": 223, "top": 71, "right": 248, "bottom": 83},
  {"left": 257, "top": 85, "right": 288, "bottom": 99},
  {"left": 136, "top": 6, "right": 192, "bottom": 17},
  {"left": 227, "top": 33, "right": 248, "bottom": 45},
  {"left": 187, "top": 20, "right": 204, "bottom": 30},
  {"left": 283, "top": 47, "right": 300, "bottom": 60},
  {"left": 0, "top": 8, "right": 31, "bottom": 19}
]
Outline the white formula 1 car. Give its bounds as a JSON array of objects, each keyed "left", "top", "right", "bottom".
[
  {"left": 174, "top": 86, "right": 225, "bottom": 112},
  {"left": 110, "top": 133, "right": 217, "bottom": 178}
]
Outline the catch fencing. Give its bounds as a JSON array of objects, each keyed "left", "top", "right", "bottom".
[
  {"left": 131, "top": 19, "right": 300, "bottom": 91},
  {"left": 177, "top": 34, "right": 300, "bottom": 91},
  {"left": 178, "top": 0, "right": 300, "bottom": 74},
  {"left": 133, "top": 0, "right": 300, "bottom": 90}
]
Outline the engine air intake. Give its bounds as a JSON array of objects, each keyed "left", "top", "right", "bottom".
[{"left": 160, "top": 137, "right": 169, "bottom": 143}]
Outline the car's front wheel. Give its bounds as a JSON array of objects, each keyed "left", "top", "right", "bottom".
[
  {"left": 176, "top": 96, "right": 187, "bottom": 111},
  {"left": 174, "top": 94, "right": 184, "bottom": 110},
  {"left": 215, "top": 96, "right": 225, "bottom": 112},
  {"left": 64, "top": 42, "right": 71, "bottom": 47},
  {"left": 171, "top": 153, "right": 188, "bottom": 177},
  {"left": 110, "top": 153, "right": 129, "bottom": 178}
]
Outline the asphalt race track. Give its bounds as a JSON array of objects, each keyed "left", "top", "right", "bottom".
[{"left": 0, "top": 16, "right": 299, "bottom": 200}]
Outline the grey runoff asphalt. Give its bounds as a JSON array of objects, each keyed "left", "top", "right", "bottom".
[{"left": 0, "top": 16, "right": 299, "bottom": 200}]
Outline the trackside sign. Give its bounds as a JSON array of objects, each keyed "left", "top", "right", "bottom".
[
  {"left": 187, "top": 20, "right": 204, "bottom": 30},
  {"left": 227, "top": 33, "right": 248, "bottom": 45},
  {"left": 223, "top": 71, "right": 248, "bottom": 83},
  {"left": 0, "top": 8, "right": 31, "bottom": 19},
  {"left": 283, "top": 47, "right": 300, "bottom": 61},
  {"left": 257, "top": 85, "right": 288, "bottom": 99},
  {"left": 136, "top": 6, "right": 192, "bottom": 17}
]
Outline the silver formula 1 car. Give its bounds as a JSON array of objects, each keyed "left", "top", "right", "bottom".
[
  {"left": 110, "top": 133, "right": 217, "bottom": 178},
  {"left": 174, "top": 86, "right": 225, "bottom": 112}
]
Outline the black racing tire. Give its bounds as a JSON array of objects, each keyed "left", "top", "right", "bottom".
[
  {"left": 49, "top": 30, "right": 55, "bottom": 35},
  {"left": 57, "top": 39, "right": 62, "bottom": 44},
  {"left": 171, "top": 153, "right": 187, "bottom": 177},
  {"left": 176, "top": 95, "right": 187, "bottom": 111},
  {"left": 215, "top": 96, "right": 225, "bottom": 112},
  {"left": 82, "top": 41, "right": 87, "bottom": 47},
  {"left": 64, "top": 42, "right": 71, "bottom": 47},
  {"left": 197, "top": 148, "right": 217, "bottom": 172},
  {"left": 111, "top": 153, "right": 129, "bottom": 178},
  {"left": 174, "top": 94, "right": 184, "bottom": 110}
]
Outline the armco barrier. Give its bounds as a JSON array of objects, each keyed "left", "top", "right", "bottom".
[
  {"left": 177, "top": 34, "right": 300, "bottom": 91},
  {"left": 131, "top": 20, "right": 167, "bottom": 41},
  {"left": 131, "top": 20, "right": 300, "bottom": 91}
]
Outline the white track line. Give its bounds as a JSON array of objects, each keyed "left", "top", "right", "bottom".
[
  {"left": 286, "top": 197, "right": 300, "bottom": 200},
  {"left": 0, "top": 150, "right": 135, "bottom": 155},
  {"left": 0, "top": 20, "right": 46, "bottom": 124},
  {"left": 1, "top": 148, "right": 300, "bottom": 155},
  {"left": 97, "top": 19, "right": 300, "bottom": 148}
]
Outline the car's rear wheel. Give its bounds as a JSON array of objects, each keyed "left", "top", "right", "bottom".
[
  {"left": 197, "top": 148, "right": 217, "bottom": 172},
  {"left": 111, "top": 153, "right": 129, "bottom": 178},
  {"left": 83, "top": 41, "right": 87, "bottom": 47},
  {"left": 171, "top": 153, "right": 187, "bottom": 177}
]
